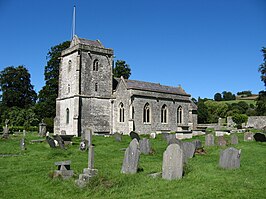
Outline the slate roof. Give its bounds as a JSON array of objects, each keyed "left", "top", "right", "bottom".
[
  {"left": 70, "top": 35, "right": 104, "bottom": 48},
  {"left": 124, "top": 79, "right": 190, "bottom": 96}
]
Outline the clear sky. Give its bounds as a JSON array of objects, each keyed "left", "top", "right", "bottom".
[{"left": 0, "top": 0, "right": 265, "bottom": 99}]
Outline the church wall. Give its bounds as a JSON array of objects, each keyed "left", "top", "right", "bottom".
[{"left": 80, "top": 97, "right": 111, "bottom": 133}]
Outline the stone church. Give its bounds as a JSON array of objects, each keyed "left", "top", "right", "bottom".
[{"left": 54, "top": 35, "right": 197, "bottom": 136}]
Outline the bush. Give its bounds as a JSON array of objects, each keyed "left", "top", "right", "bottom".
[{"left": 232, "top": 114, "right": 248, "bottom": 129}]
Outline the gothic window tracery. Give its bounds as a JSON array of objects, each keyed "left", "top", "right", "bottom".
[
  {"left": 93, "top": 59, "right": 99, "bottom": 71},
  {"left": 177, "top": 106, "right": 183, "bottom": 124},
  {"left": 143, "top": 103, "right": 151, "bottom": 123},
  {"left": 119, "top": 103, "right": 124, "bottom": 122},
  {"left": 161, "top": 104, "right": 168, "bottom": 123}
]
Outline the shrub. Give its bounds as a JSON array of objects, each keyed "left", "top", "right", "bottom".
[{"left": 232, "top": 114, "right": 248, "bottom": 129}]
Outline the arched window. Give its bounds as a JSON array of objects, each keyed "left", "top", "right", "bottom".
[
  {"left": 119, "top": 103, "right": 124, "bottom": 122},
  {"left": 161, "top": 104, "right": 167, "bottom": 123},
  {"left": 68, "top": 60, "right": 72, "bottom": 72},
  {"left": 95, "top": 83, "right": 98, "bottom": 92},
  {"left": 68, "top": 84, "right": 70, "bottom": 94},
  {"left": 143, "top": 103, "right": 150, "bottom": 123},
  {"left": 177, "top": 106, "right": 183, "bottom": 124},
  {"left": 66, "top": 108, "right": 70, "bottom": 124},
  {"left": 93, "top": 59, "right": 99, "bottom": 71}
]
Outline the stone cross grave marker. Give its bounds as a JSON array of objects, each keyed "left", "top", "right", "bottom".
[
  {"left": 231, "top": 134, "right": 238, "bottom": 145},
  {"left": 205, "top": 134, "right": 215, "bottom": 146},
  {"left": 219, "top": 147, "right": 241, "bottom": 169},
  {"left": 113, "top": 132, "right": 122, "bottom": 142},
  {"left": 121, "top": 138, "right": 140, "bottom": 174},
  {"left": 54, "top": 160, "right": 74, "bottom": 179},
  {"left": 129, "top": 131, "right": 140, "bottom": 142},
  {"left": 217, "top": 136, "right": 227, "bottom": 146},
  {"left": 182, "top": 142, "right": 196, "bottom": 164},
  {"left": 244, "top": 132, "right": 254, "bottom": 141},
  {"left": 139, "top": 138, "right": 152, "bottom": 155},
  {"left": 162, "top": 144, "right": 183, "bottom": 180},
  {"left": 84, "top": 128, "right": 93, "bottom": 146}
]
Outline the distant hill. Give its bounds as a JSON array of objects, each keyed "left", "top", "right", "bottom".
[{"left": 236, "top": 94, "right": 258, "bottom": 100}]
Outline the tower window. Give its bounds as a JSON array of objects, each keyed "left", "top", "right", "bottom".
[
  {"left": 68, "top": 84, "right": 70, "bottom": 94},
  {"left": 68, "top": 60, "right": 72, "bottom": 72},
  {"left": 143, "top": 103, "right": 150, "bottom": 123},
  {"left": 66, "top": 108, "right": 70, "bottom": 124},
  {"left": 161, "top": 104, "right": 167, "bottom": 123},
  {"left": 177, "top": 106, "right": 183, "bottom": 124},
  {"left": 93, "top": 59, "right": 99, "bottom": 71},
  {"left": 95, "top": 83, "right": 98, "bottom": 91},
  {"left": 119, "top": 103, "right": 124, "bottom": 122}
]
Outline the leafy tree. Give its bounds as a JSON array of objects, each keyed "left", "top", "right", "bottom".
[
  {"left": 256, "top": 91, "right": 266, "bottom": 115},
  {"left": 113, "top": 60, "right": 131, "bottom": 79},
  {"left": 222, "top": 91, "right": 236, "bottom": 101},
  {"left": 214, "top": 93, "right": 222, "bottom": 101},
  {"left": 258, "top": 47, "right": 266, "bottom": 87},
  {"left": 232, "top": 113, "right": 248, "bottom": 129},
  {"left": 0, "top": 66, "right": 37, "bottom": 108},
  {"left": 197, "top": 98, "right": 209, "bottom": 123},
  {"left": 237, "top": 90, "right": 252, "bottom": 97},
  {"left": 36, "top": 41, "right": 70, "bottom": 119},
  {"left": 205, "top": 100, "right": 228, "bottom": 123}
]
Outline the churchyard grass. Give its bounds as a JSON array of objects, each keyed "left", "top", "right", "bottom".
[{"left": 0, "top": 132, "right": 265, "bottom": 199}]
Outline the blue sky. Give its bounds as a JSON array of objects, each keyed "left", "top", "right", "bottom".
[{"left": 0, "top": 0, "right": 265, "bottom": 99}]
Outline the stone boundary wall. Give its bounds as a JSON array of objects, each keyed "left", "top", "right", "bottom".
[{"left": 246, "top": 116, "right": 266, "bottom": 129}]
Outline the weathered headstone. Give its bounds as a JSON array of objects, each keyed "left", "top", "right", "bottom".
[
  {"left": 205, "top": 134, "right": 215, "bottom": 146},
  {"left": 54, "top": 134, "right": 65, "bottom": 149},
  {"left": 244, "top": 132, "right": 254, "bottom": 141},
  {"left": 150, "top": 132, "right": 156, "bottom": 139},
  {"left": 113, "top": 132, "right": 122, "bottom": 142},
  {"left": 46, "top": 136, "right": 56, "bottom": 148},
  {"left": 162, "top": 144, "right": 183, "bottom": 180},
  {"left": 231, "top": 134, "right": 238, "bottom": 145},
  {"left": 254, "top": 133, "right": 266, "bottom": 142},
  {"left": 219, "top": 147, "right": 241, "bottom": 169},
  {"left": 161, "top": 133, "right": 168, "bottom": 140},
  {"left": 121, "top": 138, "right": 140, "bottom": 174},
  {"left": 20, "top": 138, "right": 26, "bottom": 150},
  {"left": 182, "top": 142, "right": 196, "bottom": 163},
  {"left": 217, "top": 136, "right": 227, "bottom": 146},
  {"left": 2, "top": 126, "right": 9, "bottom": 139},
  {"left": 54, "top": 160, "right": 74, "bottom": 179},
  {"left": 23, "top": 130, "right": 26, "bottom": 137},
  {"left": 139, "top": 138, "right": 152, "bottom": 155},
  {"left": 166, "top": 134, "right": 182, "bottom": 146},
  {"left": 129, "top": 131, "right": 140, "bottom": 142},
  {"left": 193, "top": 139, "right": 202, "bottom": 149},
  {"left": 38, "top": 119, "right": 47, "bottom": 137}
]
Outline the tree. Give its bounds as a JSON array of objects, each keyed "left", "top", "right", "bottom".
[
  {"left": 36, "top": 41, "right": 70, "bottom": 119},
  {"left": 113, "top": 60, "right": 131, "bottom": 79},
  {"left": 256, "top": 91, "right": 266, "bottom": 115},
  {"left": 232, "top": 113, "right": 248, "bottom": 129},
  {"left": 214, "top": 93, "right": 222, "bottom": 101},
  {"left": 258, "top": 47, "right": 266, "bottom": 87},
  {"left": 197, "top": 98, "right": 209, "bottom": 123},
  {"left": 0, "top": 66, "right": 37, "bottom": 108},
  {"left": 237, "top": 90, "right": 252, "bottom": 97},
  {"left": 222, "top": 91, "right": 236, "bottom": 101}
]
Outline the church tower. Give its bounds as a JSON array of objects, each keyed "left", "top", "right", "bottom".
[{"left": 54, "top": 35, "right": 114, "bottom": 136}]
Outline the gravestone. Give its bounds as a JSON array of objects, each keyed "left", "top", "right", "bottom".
[
  {"left": 79, "top": 141, "right": 86, "bottom": 151},
  {"left": 205, "top": 134, "right": 215, "bottom": 146},
  {"left": 38, "top": 119, "right": 47, "bottom": 137},
  {"left": 150, "top": 133, "right": 156, "bottom": 139},
  {"left": 161, "top": 133, "right": 168, "bottom": 140},
  {"left": 129, "top": 131, "right": 140, "bottom": 142},
  {"left": 53, "top": 160, "right": 74, "bottom": 179},
  {"left": 244, "top": 132, "right": 254, "bottom": 141},
  {"left": 54, "top": 134, "right": 65, "bottom": 149},
  {"left": 46, "top": 136, "right": 56, "bottom": 148},
  {"left": 76, "top": 145, "right": 98, "bottom": 187},
  {"left": 219, "top": 147, "right": 241, "bottom": 169},
  {"left": 20, "top": 138, "right": 26, "bottom": 150},
  {"left": 121, "top": 138, "right": 140, "bottom": 174},
  {"left": 166, "top": 134, "right": 182, "bottom": 146},
  {"left": 193, "top": 139, "right": 202, "bottom": 149},
  {"left": 182, "top": 142, "right": 196, "bottom": 164},
  {"left": 23, "top": 130, "right": 26, "bottom": 137},
  {"left": 217, "top": 136, "right": 227, "bottom": 146},
  {"left": 2, "top": 126, "right": 9, "bottom": 139},
  {"left": 254, "top": 133, "right": 266, "bottom": 142},
  {"left": 84, "top": 129, "right": 93, "bottom": 146},
  {"left": 231, "top": 134, "right": 238, "bottom": 145},
  {"left": 139, "top": 138, "right": 152, "bottom": 155},
  {"left": 162, "top": 144, "right": 183, "bottom": 180},
  {"left": 113, "top": 132, "right": 122, "bottom": 142}
]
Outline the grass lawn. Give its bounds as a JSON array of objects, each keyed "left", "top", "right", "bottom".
[
  {"left": 0, "top": 132, "right": 265, "bottom": 199},
  {"left": 218, "top": 99, "right": 256, "bottom": 106}
]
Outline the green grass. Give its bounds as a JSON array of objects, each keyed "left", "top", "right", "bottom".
[
  {"left": 218, "top": 99, "right": 256, "bottom": 105},
  {"left": 0, "top": 133, "right": 265, "bottom": 199}
]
